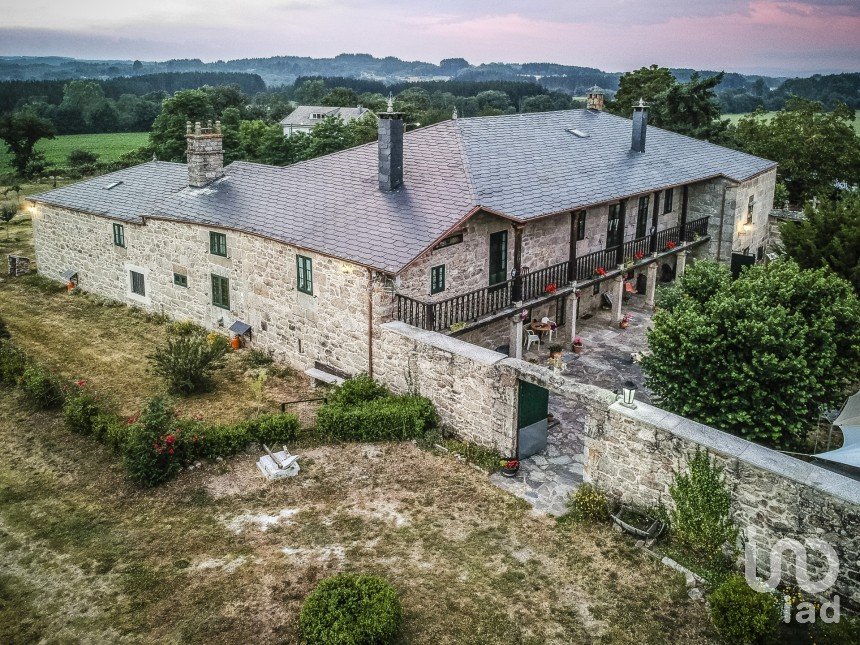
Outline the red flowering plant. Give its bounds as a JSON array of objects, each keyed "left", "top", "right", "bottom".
[
  {"left": 62, "top": 376, "right": 104, "bottom": 436},
  {"left": 665, "top": 240, "right": 677, "bottom": 250},
  {"left": 544, "top": 282, "right": 557, "bottom": 294},
  {"left": 633, "top": 250, "right": 645, "bottom": 261},
  {"left": 594, "top": 267, "right": 607, "bottom": 277},
  {"left": 501, "top": 459, "right": 520, "bottom": 471}
]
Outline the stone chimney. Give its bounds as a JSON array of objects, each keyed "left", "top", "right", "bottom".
[
  {"left": 586, "top": 86, "right": 605, "bottom": 111},
  {"left": 631, "top": 99, "right": 648, "bottom": 153},
  {"left": 186, "top": 120, "right": 224, "bottom": 188},
  {"left": 378, "top": 94, "right": 404, "bottom": 192}
]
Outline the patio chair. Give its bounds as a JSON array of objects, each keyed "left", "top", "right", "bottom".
[{"left": 524, "top": 330, "right": 540, "bottom": 352}]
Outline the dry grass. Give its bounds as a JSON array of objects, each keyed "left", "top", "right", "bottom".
[{"left": 0, "top": 217, "right": 715, "bottom": 643}]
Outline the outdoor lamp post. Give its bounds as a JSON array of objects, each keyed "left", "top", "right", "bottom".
[{"left": 620, "top": 381, "right": 637, "bottom": 408}]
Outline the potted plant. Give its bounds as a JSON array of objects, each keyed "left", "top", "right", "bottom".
[
  {"left": 548, "top": 343, "right": 563, "bottom": 358},
  {"left": 619, "top": 312, "right": 633, "bottom": 329},
  {"left": 572, "top": 336, "right": 583, "bottom": 353},
  {"left": 633, "top": 250, "right": 645, "bottom": 261},
  {"left": 544, "top": 282, "right": 557, "bottom": 294},
  {"left": 500, "top": 459, "right": 520, "bottom": 477},
  {"left": 665, "top": 240, "right": 677, "bottom": 250},
  {"left": 593, "top": 266, "right": 607, "bottom": 277}
]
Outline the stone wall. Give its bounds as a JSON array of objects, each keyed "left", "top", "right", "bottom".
[
  {"left": 32, "top": 204, "right": 389, "bottom": 376},
  {"left": 583, "top": 400, "right": 860, "bottom": 609},
  {"left": 375, "top": 321, "right": 519, "bottom": 454}
]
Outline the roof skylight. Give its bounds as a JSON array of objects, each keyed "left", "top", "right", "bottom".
[
  {"left": 103, "top": 181, "right": 123, "bottom": 190},
  {"left": 566, "top": 128, "right": 589, "bottom": 138}
]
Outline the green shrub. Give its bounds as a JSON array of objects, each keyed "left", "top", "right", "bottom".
[
  {"left": 709, "top": 575, "right": 781, "bottom": 644},
  {"left": 325, "top": 374, "right": 389, "bottom": 408},
  {"left": 317, "top": 395, "right": 436, "bottom": 442},
  {"left": 0, "top": 341, "right": 28, "bottom": 386},
  {"left": 668, "top": 449, "right": 738, "bottom": 565},
  {"left": 241, "top": 348, "right": 274, "bottom": 369},
  {"left": 655, "top": 283, "right": 683, "bottom": 313},
  {"left": 0, "top": 316, "right": 9, "bottom": 340},
  {"left": 148, "top": 333, "right": 228, "bottom": 395},
  {"left": 565, "top": 484, "right": 609, "bottom": 522},
  {"left": 19, "top": 364, "right": 65, "bottom": 410},
  {"left": 62, "top": 381, "right": 102, "bottom": 435},
  {"left": 122, "top": 397, "right": 184, "bottom": 487},
  {"left": 166, "top": 319, "right": 208, "bottom": 337},
  {"left": 94, "top": 413, "right": 129, "bottom": 449},
  {"left": 299, "top": 573, "right": 402, "bottom": 645}
]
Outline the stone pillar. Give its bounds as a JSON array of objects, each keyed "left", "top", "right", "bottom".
[
  {"left": 611, "top": 274, "right": 624, "bottom": 325},
  {"left": 509, "top": 310, "right": 523, "bottom": 359},
  {"left": 676, "top": 251, "right": 688, "bottom": 279},
  {"left": 645, "top": 260, "right": 658, "bottom": 308},
  {"left": 565, "top": 290, "right": 578, "bottom": 345}
]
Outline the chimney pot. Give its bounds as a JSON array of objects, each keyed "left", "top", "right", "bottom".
[
  {"left": 631, "top": 100, "right": 649, "bottom": 153},
  {"left": 587, "top": 86, "right": 605, "bottom": 111}
]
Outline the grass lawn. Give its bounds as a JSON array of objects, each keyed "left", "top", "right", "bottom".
[
  {"left": 0, "top": 217, "right": 715, "bottom": 643},
  {"left": 0, "top": 131, "right": 149, "bottom": 176},
  {"left": 724, "top": 110, "right": 860, "bottom": 134}
]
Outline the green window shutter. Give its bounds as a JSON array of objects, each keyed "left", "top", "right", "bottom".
[
  {"left": 636, "top": 196, "right": 649, "bottom": 238},
  {"left": 113, "top": 223, "right": 125, "bottom": 247},
  {"left": 430, "top": 265, "right": 445, "bottom": 294},
  {"left": 296, "top": 255, "right": 313, "bottom": 295},
  {"left": 210, "top": 232, "right": 227, "bottom": 257},
  {"left": 130, "top": 270, "right": 145, "bottom": 296},
  {"left": 663, "top": 188, "right": 674, "bottom": 214},
  {"left": 211, "top": 274, "right": 230, "bottom": 309},
  {"left": 173, "top": 272, "right": 188, "bottom": 287}
]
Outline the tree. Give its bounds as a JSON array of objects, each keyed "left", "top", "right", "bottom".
[
  {"left": 149, "top": 89, "right": 215, "bottom": 162},
  {"left": 607, "top": 65, "right": 675, "bottom": 116},
  {"left": 0, "top": 111, "right": 56, "bottom": 177},
  {"left": 641, "top": 260, "right": 860, "bottom": 448},
  {"left": 779, "top": 192, "right": 860, "bottom": 293},
  {"left": 733, "top": 98, "right": 860, "bottom": 202},
  {"left": 67, "top": 149, "right": 100, "bottom": 172},
  {"left": 321, "top": 87, "right": 360, "bottom": 107},
  {"left": 294, "top": 79, "right": 327, "bottom": 104}
]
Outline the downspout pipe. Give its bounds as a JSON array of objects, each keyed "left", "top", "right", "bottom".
[{"left": 366, "top": 268, "right": 374, "bottom": 378}]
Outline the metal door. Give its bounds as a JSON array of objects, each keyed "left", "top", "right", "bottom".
[{"left": 518, "top": 380, "right": 549, "bottom": 459}]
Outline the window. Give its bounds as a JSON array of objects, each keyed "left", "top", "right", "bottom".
[
  {"left": 606, "top": 204, "right": 622, "bottom": 248},
  {"left": 663, "top": 188, "right": 674, "bottom": 214},
  {"left": 173, "top": 272, "right": 188, "bottom": 287},
  {"left": 112, "top": 223, "right": 125, "bottom": 247},
  {"left": 747, "top": 195, "right": 755, "bottom": 224},
  {"left": 434, "top": 233, "right": 463, "bottom": 250},
  {"left": 211, "top": 274, "right": 230, "bottom": 309},
  {"left": 636, "top": 196, "right": 649, "bottom": 238},
  {"left": 130, "top": 270, "right": 145, "bottom": 296},
  {"left": 296, "top": 255, "right": 313, "bottom": 295},
  {"left": 209, "top": 231, "right": 227, "bottom": 257},
  {"left": 430, "top": 265, "right": 445, "bottom": 294},
  {"left": 575, "top": 210, "right": 586, "bottom": 241}
]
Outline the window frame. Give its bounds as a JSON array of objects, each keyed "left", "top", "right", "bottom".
[
  {"left": 636, "top": 196, "right": 649, "bottom": 239},
  {"left": 129, "top": 270, "right": 145, "bottom": 297},
  {"left": 296, "top": 255, "right": 313, "bottom": 295},
  {"left": 209, "top": 231, "right": 228, "bottom": 257},
  {"left": 430, "top": 264, "right": 445, "bottom": 295},
  {"left": 663, "top": 188, "right": 674, "bottom": 214},
  {"left": 606, "top": 204, "right": 622, "bottom": 248},
  {"left": 112, "top": 222, "right": 125, "bottom": 247},
  {"left": 173, "top": 272, "right": 188, "bottom": 288},
  {"left": 211, "top": 274, "right": 230, "bottom": 309},
  {"left": 575, "top": 210, "right": 587, "bottom": 241}
]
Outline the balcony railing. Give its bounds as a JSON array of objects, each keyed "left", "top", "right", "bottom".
[{"left": 395, "top": 216, "right": 709, "bottom": 331}]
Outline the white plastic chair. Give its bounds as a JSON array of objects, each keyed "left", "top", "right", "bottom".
[
  {"left": 541, "top": 317, "right": 557, "bottom": 342},
  {"left": 524, "top": 330, "right": 540, "bottom": 352}
]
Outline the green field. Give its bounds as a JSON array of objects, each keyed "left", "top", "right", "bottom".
[
  {"left": 0, "top": 132, "right": 149, "bottom": 175},
  {"left": 725, "top": 110, "right": 860, "bottom": 134}
]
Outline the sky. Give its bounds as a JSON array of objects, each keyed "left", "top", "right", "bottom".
[{"left": 1, "top": 0, "right": 858, "bottom": 76}]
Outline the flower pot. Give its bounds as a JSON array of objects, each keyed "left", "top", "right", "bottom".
[
  {"left": 550, "top": 351, "right": 562, "bottom": 359},
  {"left": 500, "top": 465, "right": 519, "bottom": 477},
  {"left": 230, "top": 335, "right": 242, "bottom": 350},
  {"left": 619, "top": 321, "right": 629, "bottom": 329},
  {"left": 572, "top": 345, "right": 583, "bottom": 354}
]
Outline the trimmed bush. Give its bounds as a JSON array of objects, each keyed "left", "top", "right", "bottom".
[
  {"left": 19, "top": 364, "right": 65, "bottom": 410},
  {"left": 148, "top": 332, "right": 229, "bottom": 395},
  {"left": 299, "top": 573, "right": 402, "bottom": 645},
  {"left": 62, "top": 380, "right": 103, "bottom": 435},
  {"left": 566, "top": 484, "right": 609, "bottom": 522},
  {"left": 195, "top": 413, "right": 300, "bottom": 460},
  {"left": 94, "top": 413, "right": 130, "bottom": 449},
  {"left": 709, "top": 575, "right": 781, "bottom": 644},
  {"left": 0, "top": 341, "right": 28, "bottom": 386},
  {"left": 317, "top": 395, "right": 437, "bottom": 442},
  {"left": 325, "top": 374, "right": 389, "bottom": 408}
]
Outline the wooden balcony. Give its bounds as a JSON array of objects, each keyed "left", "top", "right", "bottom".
[{"left": 395, "top": 216, "right": 710, "bottom": 333}]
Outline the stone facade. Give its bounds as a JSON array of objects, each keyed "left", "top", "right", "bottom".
[
  {"left": 7, "top": 255, "right": 31, "bottom": 276},
  {"left": 32, "top": 204, "right": 390, "bottom": 376}
]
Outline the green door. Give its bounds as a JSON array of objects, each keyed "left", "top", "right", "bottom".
[
  {"left": 489, "top": 230, "right": 508, "bottom": 286},
  {"left": 518, "top": 380, "right": 549, "bottom": 459}
]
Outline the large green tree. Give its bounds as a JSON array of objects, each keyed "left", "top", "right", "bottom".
[
  {"left": 733, "top": 98, "right": 860, "bottom": 202},
  {"left": 779, "top": 192, "right": 860, "bottom": 293},
  {"left": 0, "top": 111, "right": 56, "bottom": 177},
  {"left": 642, "top": 260, "right": 860, "bottom": 448},
  {"left": 149, "top": 89, "right": 215, "bottom": 162},
  {"left": 608, "top": 64, "right": 676, "bottom": 115}
]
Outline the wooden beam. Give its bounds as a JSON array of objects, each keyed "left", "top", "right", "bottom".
[
  {"left": 512, "top": 224, "right": 524, "bottom": 302},
  {"left": 568, "top": 211, "right": 580, "bottom": 282},
  {"left": 615, "top": 199, "right": 627, "bottom": 267},
  {"left": 680, "top": 185, "right": 689, "bottom": 240},
  {"left": 650, "top": 190, "right": 660, "bottom": 254}
]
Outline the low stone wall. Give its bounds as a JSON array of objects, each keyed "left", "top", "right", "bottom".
[
  {"left": 585, "top": 401, "right": 860, "bottom": 609},
  {"left": 376, "top": 322, "right": 519, "bottom": 454}
]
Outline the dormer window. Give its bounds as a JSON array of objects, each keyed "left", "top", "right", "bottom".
[{"left": 311, "top": 113, "right": 326, "bottom": 120}]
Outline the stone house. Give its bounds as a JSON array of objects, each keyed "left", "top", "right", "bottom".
[
  {"left": 279, "top": 105, "right": 375, "bottom": 136},
  {"left": 28, "top": 93, "right": 776, "bottom": 379}
]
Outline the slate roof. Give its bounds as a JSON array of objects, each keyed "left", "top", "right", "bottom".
[
  {"left": 279, "top": 105, "right": 374, "bottom": 127},
  {"left": 30, "top": 109, "right": 775, "bottom": 274}
]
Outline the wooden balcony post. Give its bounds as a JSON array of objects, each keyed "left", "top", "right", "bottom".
[
  {"left": 424, "top": 302, "right": 436, "bottom": 331},
  {"left": 512, "top": 224, "right": 524, "bottom": 302},
  {"left": 615, "top": 199, "right": 627, "bottom": 266},
  {"left": 680, "top": 185, "right": 689, "bottom": 240},
  {"left": 568, "top": 211, "right": 579, "bottom": 282},
  {"left": 650, "top": 190, "right": 660, "bottom": 254}
]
